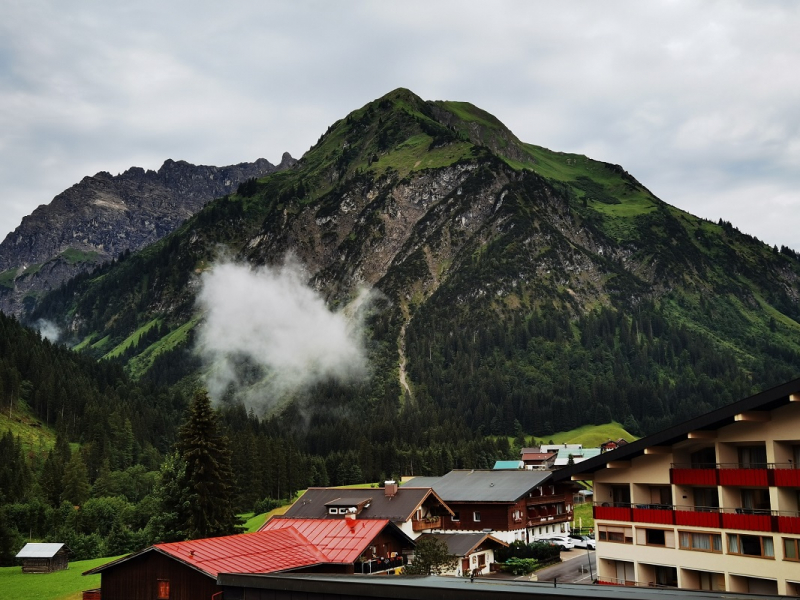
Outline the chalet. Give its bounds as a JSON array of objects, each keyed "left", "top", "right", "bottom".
[
  {"left": 260, "top": 517, "right": 414, "bottom": 573},
  {"left": 600, "top": 438, "right": 629, "bottom": 453},
  {"left": 84, "top": 520, "right": 414, "bottom": 599},
  {"left": 409, "top": 469, "right": 576, "bottom": 543},
  {"left": 16, "top": 542, "right": 69, "bottom": 573},
  {"left": 553, "top": 378, "right": 800, "bottom": 596},
  {"left": 273, "top": 481, "right": 454, "bottom": 539},
  {"left": 415, "top": 532, "right": 507, "bottom": 577},
  {"left": 520, "top": 448, "right": 557, "bottom": 470}
]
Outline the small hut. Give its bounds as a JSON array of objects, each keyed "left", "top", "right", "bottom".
[{"left": 16, "top": 543, "right": 69, "bottom": 573}]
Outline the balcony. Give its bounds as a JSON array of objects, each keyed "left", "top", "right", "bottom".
[
  {"left": 527, "top": 493, "right": 567, "bottom": 507},
  {"left": 773, "top": 466, "right": 800, "bottom": 487},
  {"left": 411, "top": 516, "right": 442, "bottom": 532},
  {"left": 674, "top": 507, "right": 722, "bottom": 528},
  {"left": 593, "top": 503, "right": 798, "bottom": 534},
  {"left": 671, "top": 464, "right": 718, "bottom": 486},
  {"left": 718, "top": 464, "right": 770, "bottom": 487}
]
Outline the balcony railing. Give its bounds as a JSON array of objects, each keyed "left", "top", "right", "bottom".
[
  {"left": 355, "top": 556, "right": 404, "bottom": 574},
  {"left": 597, "top": 576, "right": 678, "bottom": 589},
  {"left": 411, "top": 516, "right": 442, "bottom": 531},
  {"left": 593, "top": 503, "right": 800, "bottom": 534},
  {"left": 671, "top": 463, "right": 800, "bottom": 487}
]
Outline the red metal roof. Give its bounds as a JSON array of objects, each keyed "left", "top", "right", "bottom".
[
  {"left": 154, "top": 528, "right": 328, "bottom": 576},
  {"left": 261, "top": 518, "right": 390, "bottom": 564},
  {"left": 521, "top": 452, "right": 555, "bottom": 460}
]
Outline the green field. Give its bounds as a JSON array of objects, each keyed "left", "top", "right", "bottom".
[
  {"left": 542, "top": 421, "right": 635, "bottom": 448},
  {"left": 0, "top": 405, "right": 56, "bottom": 456},
  {"left": 572, "top": 501, "right": 594, "bottom": 532},
  {"left": 0, "top": 556, "right": 122, "bottom": 600}
]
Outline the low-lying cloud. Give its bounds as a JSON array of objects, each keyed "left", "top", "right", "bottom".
[
  {"left": 34, "top": 319, "right": 61, "bottom": 343},
  {"left": 195, "top": 257, "right": 371, "bottom": 412}
]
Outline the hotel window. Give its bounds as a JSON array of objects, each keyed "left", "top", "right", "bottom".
[
  {"left": 738, "top": 445, "right": 768, "bottom": 469},
  {"left": 784, "top": 538, "right": 800, "bottom": 561},
  {"left": 598, "top": 524, "right": 632, "bottom": 544},
  {"left": 679, "top": 531, "right": 722, "bottom": 553},
  {"left": 741, "top": 488, "right": 771, "bottom": 513},
  {"left": 157, "top": 580, "right": 170, "bottom": 600},
  {"left": 693, "top": 487, "right": 719, "bottom": 511},
  {"left": 728, "top": 534, "right": 774, "bottom": 558},
  {"left": 636, "top": 527, "right": 674, "bottom": 547}
]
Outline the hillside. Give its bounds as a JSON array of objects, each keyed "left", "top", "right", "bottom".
[
  {"left": 0, "top": 155, "right": 296, "bottom": 316},
  {"left": 27, "top": 88, "right": 800, "bottom": 453}
]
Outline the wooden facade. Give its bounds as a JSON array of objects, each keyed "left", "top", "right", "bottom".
[
  {"left": 20, "top": 548, "right": 69, "bottom": 574},
  {"left": 98, "top": 550, "right": 221, "bottom": 600}
]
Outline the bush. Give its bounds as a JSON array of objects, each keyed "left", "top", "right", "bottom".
[
  {"left": 252, "top": 497, "right": 284, "bottom": 514},
  {"left": 495, "top": 540, "right": 560, "bottom": 563},
  {"left": 500, "top": 557, "right": 539, "bottom": 575}
]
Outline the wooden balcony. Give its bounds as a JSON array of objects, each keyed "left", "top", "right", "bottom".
[{"left": 411, "top": 516, "right": 442, "bottom": 532}]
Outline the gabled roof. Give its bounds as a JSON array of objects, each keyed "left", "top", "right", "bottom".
[
  {"left": 493, "top": 460, "right": 524, "bottom": 470},
  {"left": 416, "top": 532, "right": 507, "bottom": 557},
  {"left": 553, "top": 378, "right": 800, "bottom": 482},
  {"left": 16, "top": 543, "right": 66, "bottom": 559},
  {"left": 279, "top": 487, "right": 454, "bottom": 521},
  {"left": 521, "top": 452, "right": 555, "bottom": 461},
  {"left": 260, "top": 518, "right": 411, "bottom": 564},
  {"left": 84, "top": 529, "right": 329, "bottom": 577},
  {"left": 407, "top": 470, "right": 551, "bottom": 502}
]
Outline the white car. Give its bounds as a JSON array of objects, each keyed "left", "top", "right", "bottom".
[
  {"left": 535, "top": 535, "right": 574, "bottom": 550},
  {"left": 569, "top": 534, "right": 596, "bottom": 549}
]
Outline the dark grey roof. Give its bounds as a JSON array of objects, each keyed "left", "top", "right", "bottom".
[
  {"left": 408, "top": 470, "right": 552, "bottom": 503},
  {"left": 416, "top": 532, "right": 507, "bottom": 556},
  {"left": 218, "top": 573, "right": 782, "bottom": 600},
  {"left": 553, "top": 377, "right": 800, "bottom": 482},
  {"left": 280, "top": 487, "right": 450, "bottom": 521}
]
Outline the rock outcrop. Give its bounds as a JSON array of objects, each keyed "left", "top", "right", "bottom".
[{"left": 0, "top": 153, "right": 295, "bottom": 315}]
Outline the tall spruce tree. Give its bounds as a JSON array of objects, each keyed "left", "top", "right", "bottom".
[{"left": 176, "top": 389, "right": 238, "bottom": 539}]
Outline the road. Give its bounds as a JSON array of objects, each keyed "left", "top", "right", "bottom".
[{"left": 534, "top": 548, "right": 595, "bottom": 584}]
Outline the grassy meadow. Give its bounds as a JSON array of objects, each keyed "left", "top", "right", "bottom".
[{"left": 0, "top": 556, "right": 122, "bottom": 600}]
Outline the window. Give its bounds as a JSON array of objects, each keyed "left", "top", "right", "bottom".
[
  {"left": 690, "top": 447, "right": 716, "bottom": 468},
  {"left": 157, "top": 580, "right": 170, "bottom": 600},
  {"left": 473, "top": 511, "right": 481, "bottom": 522},
  {"left": 738, "top": 446, "right": 768, "bottom": 469},
  {"left": 598, "top": 524, "right": 632, "bottom": 544},
  {"left": 728, "top": 534, "right": 774, "bottom": 558},
  {"left": 698, "top": 571, "right": 726, "bottom": 591},
  {"left": 741, "top": 489, "right": 771, "bottom": 512},
  {"left": 784, "top": 538, "right": 800, "bottom": 561},
  {"left": 693, "top": 487, "right": 719, "bottom": 511},
  {"left": 611, "top": 485, "right": 631, "bottom": 507},
  {"left": 679, "top": 531, "right": 722, "bottom": 552},
  {"left": 451, "top": 511, "right": 460, "bottom": 522},
  {"left": 646, "top": 529, "right": 666, "bottom": 546},
  {"left": 328, "top": 507, "right": 338, "bottom": 515}
]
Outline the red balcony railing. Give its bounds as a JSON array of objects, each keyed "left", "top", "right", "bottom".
[
  {"left": 594, "top": 504, "right": 632, "bottom": 522},
  {"left": 718, "top": 467, "right": 770, "bottom": 487},
  {"left": 721, "top": 508, "right": 774, "bottom": 533},
  {"left": 671, "top": 467, "right": 718, "bottom": 486},
  {"left": 674, "top": 507, "right": 722, "bottom": 528},
  {"left": 776, "top": 511, "right": 800, "bottom": 534},
  {"left": 773, "top": 468, "right": 800, "bottom": 487},
  {"left": 632, "top": 505, "right": 674, "bottom": 525}
]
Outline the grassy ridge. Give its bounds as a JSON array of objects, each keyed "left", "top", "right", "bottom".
[
  {"left": 0, "top": 556, "right": 122, "bottom": 600},
  {"left": 0, "top": 405, "right": 56, "bottom": 456}
]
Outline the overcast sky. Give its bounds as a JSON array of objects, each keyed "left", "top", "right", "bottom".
[{"left": 1, "top": 1, "right": 799, "bottom": 250}]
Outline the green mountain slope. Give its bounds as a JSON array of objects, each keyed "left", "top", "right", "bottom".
[{"left": 28, "top": 88, "right": 800, "bottom": 449}]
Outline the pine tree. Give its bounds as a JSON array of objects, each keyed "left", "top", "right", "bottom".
[
  {"left": 176, "top": 389, "right": 239, "bottom": 539},
  {"left": 62, "top": 451, "right": 91, "bottom": 506}
]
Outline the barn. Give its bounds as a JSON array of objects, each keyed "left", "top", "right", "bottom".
[{"left": 16, "top": 542, "right": 69, "bottom": 573}]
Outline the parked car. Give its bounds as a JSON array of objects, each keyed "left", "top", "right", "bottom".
[
  {"left": 535, "top": 535, "right": 574, "bottom": 550},
  {"left": 569, "top": 534, "right": 596, "bottom": 549}
]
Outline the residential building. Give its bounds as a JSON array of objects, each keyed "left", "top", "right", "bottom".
[
  {"left": 520, "top": 448, "right": 557, "bottom": 470},
  {"left": 553, "top": 378, "right": 800, "bottom": 596},
  {"left": 415, "top": 532, "right": 507, "bottom": 576},
  {"left": 410, "top": 469, "right": 576, "bottom": 543},
  {"left": 273, "top": 482, "right": 453, "bottom": 539},
  {"left": 84, "top": 520, "right": 414, "bottom": 599}
]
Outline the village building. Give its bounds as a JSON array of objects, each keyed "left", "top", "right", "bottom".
[
  {"left": 520, "top": 448, "right": 557, "bottom": 470},
  {"left": 415, "top": 532, "right": 507, "bottom": 577},
  {"left": 273, "top": 481, "right": 454, "bottom": 540},
  {"left": 16, "top": 542, "right": 69, "bottom": 573},
  {"left": 553, "top": 378, "right": 800, "bottom": 596},
  {"left": 409, "top": 469, "right": 576, "bottom": 543},
  {"left": 84, "top": 520, "right": 414, "bottom": 599}
]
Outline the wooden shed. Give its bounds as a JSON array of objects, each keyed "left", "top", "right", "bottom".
[{"left": 16, "top": 542, "right": 69, "bottom": 573}]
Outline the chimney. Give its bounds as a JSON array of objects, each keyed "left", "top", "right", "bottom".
[{"left": 384, "top": 480, "right": 398, "bottom": 497}]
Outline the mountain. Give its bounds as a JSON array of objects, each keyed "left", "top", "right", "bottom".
[
  {"left": 27, "top": 88, "right": 800, "bottom": 451},
  {"left": 0, "top": 154, "right": 296, "bottom": 315}
]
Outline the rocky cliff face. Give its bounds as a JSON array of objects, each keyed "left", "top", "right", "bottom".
[{"left": 0, "top": 153, "right": 295, "bottom": 315}]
